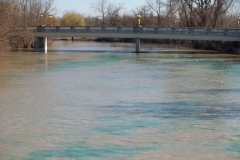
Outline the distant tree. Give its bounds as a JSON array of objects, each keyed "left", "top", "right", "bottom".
[
  {"left": 0, "top": 0, "right": 19, "bottom": 52},
  {"left": 60, "top": 11, "right": 85, "bottom": 26},
  {"left": 91, "top": 0, "right": 109, "bottom": 25},
  {"left": 210, "top": 0, "right": 234, "bottom": 28},
  {"left": 107, "top": 3, "right": 124, "bottom": 26},
  {"left": 0, "top": 0, "right": 57, "bottom": 53},
  {"left": 226, "top": 0, "right": 240, "bottom": 28},
  {"left": 18, "top": 0, "right": 56, "bottom": 26},
  {"left": 146, "top": 0, "right": 165, "bottom": 26},
  {"left": 120, "top": 13, "right": 136, "bottom": 26},
  {"left": 85, "top": 15, "right": 96, "bottom": 26},
  {"left": 163, "top": 0, "right": 179, "bottom": 27},
  {"left": 179, "top": 0, "right": 234, "bottom": 28}
]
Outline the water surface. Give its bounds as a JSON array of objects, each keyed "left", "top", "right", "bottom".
[{"left": 0, "top": 41, "right": 240, "bottom": 160}]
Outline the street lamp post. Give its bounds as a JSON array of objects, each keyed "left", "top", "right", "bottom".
[
  {"left": 137, "top": 14, "right": 141, "bottom": 26},
  {"left": 40, "top": 14, "right": 43, "bottom": 25},
  {"left": 238, "top": 17, "right": 240, "bottom": 28},
  {"left": 49, "top": 15, "right": 52, "bottom": 26},
  {"left": 136, "top": 14, "right": 142, "bottom": 53}
]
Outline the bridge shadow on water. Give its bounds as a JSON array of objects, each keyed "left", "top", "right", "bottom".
[
  {"left": 48, "top": 49, "right": 135, "bottom": 54},
  {"left": 46, "top": 49, "right": 219, "bottom": 54}
]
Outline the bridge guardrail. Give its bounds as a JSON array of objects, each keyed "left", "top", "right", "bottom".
[{"left": 27, "top": 25, "right": 240, "bottom": 36}]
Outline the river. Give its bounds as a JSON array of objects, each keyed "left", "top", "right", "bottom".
[{"left": 0, "top": 41, "right": 240, "bottom": 160}]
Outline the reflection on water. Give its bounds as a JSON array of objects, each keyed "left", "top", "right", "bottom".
[{"left": 0, "top": 41, "right": 240, "bottom": 160}]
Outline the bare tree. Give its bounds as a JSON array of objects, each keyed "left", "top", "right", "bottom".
[
  {"left": 146, "top": 0, "right": 164, "bottom": 26},
  {"left": 107, "top": 3, "right": 124, "bottom": 26},
  {"left": 226, "top": 0, "right": 240, "bottom": 28},
  {"left": 0, "top": 0, "right": 20, "bottom": 52},
  {"left": 91, "top": 0, "right": 109, "bottom": 25},
  {"left": 0, "top": 0, "right": 56, "bottom": 52},
  {"left": 163, "top": 0, "right": 179, "bottom": 27},
  {"left": 179, "top": 0, "right": 233, "bottom": 28},
  {"left": 18, "top": 0, "right": 56, "bottom": 26},
  {"left": 120, "top": 13, "right": 136, "bottom": 26},
  {"left": 84, "top": 15, "right": 94, "bottom": 26},
  {"left": 210, "top": 0, "right": 234, "bottom": 28}
]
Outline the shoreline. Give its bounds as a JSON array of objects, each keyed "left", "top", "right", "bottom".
[
  {"left": 54, "top": 38, "right": 238, "bottom": 54},
  {"left": 5, "top": 38, "right": 239, "bottom": 55}
]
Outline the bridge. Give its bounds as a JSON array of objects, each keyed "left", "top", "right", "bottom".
[{"left": 28, "top": 25, "right": 240, "bottom": 53}]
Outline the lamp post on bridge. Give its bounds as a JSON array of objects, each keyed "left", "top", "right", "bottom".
[
  {"left": 49, "top": 15, "right": 52, "bottom": 26},
  {"left": 137, "top": 14, "right": 141, "bottom": 26},
  {"left": 40, "top": 14, "right": 43, "bottom": 25},
  {"left": 237, "top": 17, "right": 240, "bottom": 28},
  {"left": 135, "top": 14, "right": 142, "bottom": 53}
]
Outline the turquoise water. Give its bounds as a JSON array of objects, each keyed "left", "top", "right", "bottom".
[{"left": 0, "top": 41, "right": 240, "bottom": 160}]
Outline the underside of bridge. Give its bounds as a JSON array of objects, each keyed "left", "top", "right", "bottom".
[{"left": 34, "top": 36, "right": 142, "bottom": 53}]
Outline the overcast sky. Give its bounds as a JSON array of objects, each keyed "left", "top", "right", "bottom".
[{"left": 55, "top": 0, "right": 147, "bottom": 16}]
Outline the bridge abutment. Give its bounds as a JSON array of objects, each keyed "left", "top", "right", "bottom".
[
  {"left": 34, "top": 37, "right": 47, "bottom": 53},
  {"left": 233, "top": 41, "right": 240, "bottom": 47}
]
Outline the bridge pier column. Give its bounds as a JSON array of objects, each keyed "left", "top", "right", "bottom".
[
  {"left": 233, "top": 41, "right": 240, "bottom": 54},
  {"left": 136, "top": 38, "right": 140, "bottom": 53},
  {"left": 34, "top": 37, "right": 48, "bottom": 53}
]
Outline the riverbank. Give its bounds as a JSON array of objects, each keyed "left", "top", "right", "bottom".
[{"left": 6, "top": 38, "right": 237, "bottom": 54}]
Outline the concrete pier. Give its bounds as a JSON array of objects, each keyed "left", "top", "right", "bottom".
[
  {"left": 34, "top": 37, "right": 47, "bottom": 53},
  {"left": 136, "top": 38, "right": 140, "bottom": 53}
]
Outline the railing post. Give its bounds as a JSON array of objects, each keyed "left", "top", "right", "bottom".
[
  {"left": 70, "top": 26, "right": 75, "bottom": 31},
  {"left": 206, "top": 28, "right": 211, "bottom": 34},
  {"left": 224, "top": 28, "right": 229, "bottom": 35},
  {"left": 86, "top": 26, "right": 90, "bottom": 31},
  {"left": 171, "top": 27, "right": 176, "bottom": 33},
  {"left": 37, "top": 25, "right": 44, "bottom": 32},
  {"left": 56, "top": 26, "right": 60, "bottom": 32}
]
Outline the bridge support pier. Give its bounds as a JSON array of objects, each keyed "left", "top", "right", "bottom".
[
  {"left": 136, "top": 38, "right": 140, "bottom": 53},
  {"left": 34, "top": 37, "right": 47, "bottom": 53}
]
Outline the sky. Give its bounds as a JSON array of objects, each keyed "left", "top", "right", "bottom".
[{"left": 55, "top": 0, "right": 147, "bottom": 16}]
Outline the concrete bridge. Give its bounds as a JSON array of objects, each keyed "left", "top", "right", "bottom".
[{"left": 28, "top": 25, "right": 240, "bottom": 53}]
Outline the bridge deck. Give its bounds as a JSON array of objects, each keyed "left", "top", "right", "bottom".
[{"left": 27, "top": 26, "right": 240, "bottom": 41}]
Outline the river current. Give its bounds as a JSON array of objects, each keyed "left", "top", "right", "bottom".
[{"left": 0, "top": 41, "right": 240, "bottom": 160}]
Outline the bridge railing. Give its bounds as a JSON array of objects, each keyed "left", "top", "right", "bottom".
[{"left": 24, "top": 26, "right": 240, "bottom": 36}]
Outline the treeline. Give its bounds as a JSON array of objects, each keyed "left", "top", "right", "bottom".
[
  {"left": 86, "top": 0, "right": 240, "bottom": 51},
  {"left": 87, "top": 0, "right": 239, "bottom": 28},
  {"left": 0, "top": 0, "right": 240, "bottom": 52},
  {"left": 0, "top": 0, "right": 56, "bottom": 52}
]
